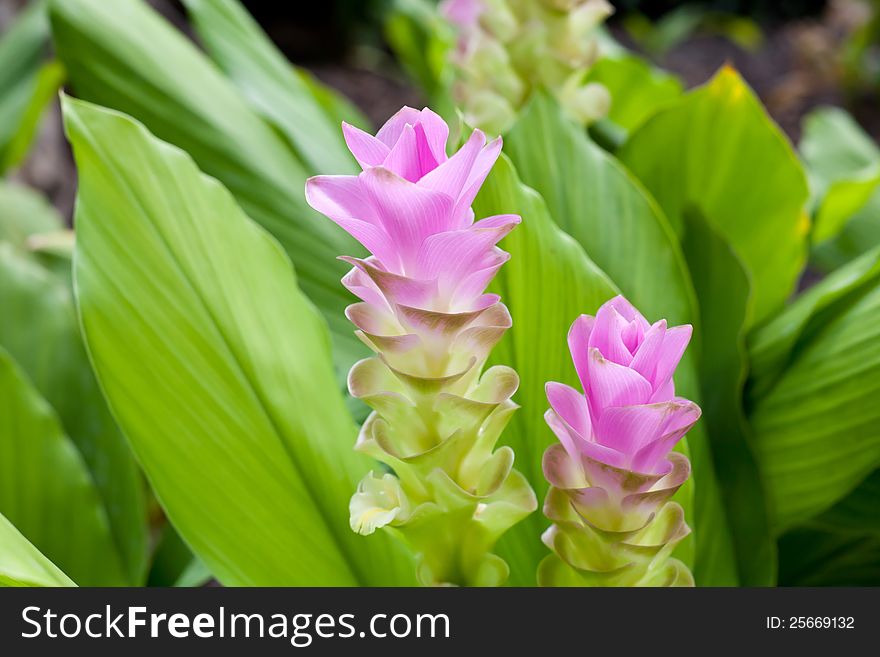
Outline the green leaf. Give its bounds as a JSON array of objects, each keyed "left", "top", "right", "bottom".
[
  {"left": 0, "top": 181, "right": 63, "bottom": 249},
  {"left": 65, "top": 96, "right": 416, "bottom": 586},
  {"left": 503, "top": 92, "right": 737, "bottom": 585},
  {"left": 0, "top": 511, "right": 75, "bottom": 587},
  {"left": 49, "top": 0, "right": 367, "bottom": 378},
  {"left": 811, "top": 469, "right": 880, "bottom": 536},
  {"left": 147, "top": 523, "right": 195, "bottom": 588},
  {"left": 812, "top": 194, "right": 880, "bottom": 272},
  {"left": 175, "top": 559, "right": 213, "bottom": 588},
  {"left": 749, "top": 245, "right": 880, "bottom": 398},
  {"left": 0, "top": 0, "right": 58, "bottom": 172},
  {"left": 802, "top": 107, "right": 880, "bottom": 200},
  {"left": 775, "top": 469, "right": 880, "bottom": 585},
  {"left": 619, "top": 67, "right": 810, "bottom": 326},
  {"left": 0, "top": 346, "right": 127, "bottom": 585},
  {"left": 296, "top": 68, "right": 371, "bottom": 133},
  {"left": 681, "top": 209, "right": 776, "bottom": 585},
  {"left": 777, "top": 526, "right": 880, "bottom": 586},
  {"left": 584, "top": 54, "right": 682, "bottom": 136},
  {"left": 747, "top": 255, "right": 880, "bottom": 531},
  {"left": 0, "top": 244, "right": 148, "bottom": 584},
  {"left": 473, "top": 155, "right": 619, "bottom": 584},
  {"left": 801, "top": 107, "right": 880, "bottom": 267},
  {"left": 147, "top": 522, "right": 213, "bottom": 587},
  {"left": 181, "top": 0, "right": 358, "bottom": 175}
]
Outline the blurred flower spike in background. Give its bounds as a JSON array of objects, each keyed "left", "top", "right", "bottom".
[{"left": 441, "top": 0, "right": 613, "bottom": 134}]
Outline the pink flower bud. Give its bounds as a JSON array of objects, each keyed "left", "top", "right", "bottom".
[{"left": 546, "top": 295, "right": 700, "bottom": 476}]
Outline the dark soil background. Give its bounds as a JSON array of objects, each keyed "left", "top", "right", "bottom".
[{"left": 1, "top": 0, "right": 878, "bottom": 219}]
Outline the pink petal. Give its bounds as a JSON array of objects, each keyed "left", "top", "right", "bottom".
[
  {"left": 595, "top": 402, "right": 683, "bottom": 456},
  {"left": 578, "top": 440, "right": 629, "bottom": 471},
  {"left": 419, "top": 129, "right": 485, "bottom": 200},
  {"left": 451, "top": 248, "right": 509, "bottom": 308},
  {"left": 414, "top": 214, "right": 518, "bottom": 286},
  {"left": 629, "top": 320, "right": 666, "bottom": 382},
  {"left": 567, "top": 314, "right": 595, "bottom": 393},
  {"left": 359, "top": 168, "right": 455, "bottom": 269},
  {"left": 340, "top": 256, "right": 438, "bottom": 309},
  {"left": 305, "top": 175, "right": 397, "bottom": 266},
  {"left": 342, "top": 122, "right": 390, "bottom": 170},
  {"left": 382, "top": 123, "right": 422, "bottom": 182},
  {"left": 621, "top": 320, "right": 644, "bottom": 353},
  {"left": 545, "top": 409, "right": 584, "bottom": 464},
  {"left": 472, "top": 213, "right": 520, "bottom": 231},
  {"left": 586, "top": 348, "right": 652, "bottom": 417},
  {"left": 305, "top": 174, "right": 376, "bottom": 224},
  {"left": 375, "top": 106, "right": 422, "bottom": 147},
  {"left": 589, "top": 303, "right": 634, "bottom": 366},
  {"left": 652, "top": 324, "right": 693, "bottom": 391},
  {"left": 454, "top": 136, "right": 503, "bottom": 225},
  {"left": 414, "top": 107, "right": 449, "bottom": 164},
  {"left": 649, "top": 378, "right": 676, "bottom": 403},
  {"left": 341, "top": 264, "right": 389, "bottom": 310},
  {"left": 546, "top": 381, "right": 592, "bottom": 439},
  {"left": 606, "top": 295, "right": 650, "bottom": 330},
  {"left": 631, "top": 401, "right": 701, "bottom": 474}
]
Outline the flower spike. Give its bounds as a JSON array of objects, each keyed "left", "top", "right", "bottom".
[
  {"left": 441, "top": 0, "right": 613, "bottom": 134},
  {"left": 306, "top": 107, "right": 536, "bottom": 587},
  {"left": 540, "top": 296, "right": 699, "bottom": 586}
]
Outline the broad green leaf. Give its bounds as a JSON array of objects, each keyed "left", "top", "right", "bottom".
[
  {"left": 682, "top": 210, "right": 776, "bottom": 585},
  {"left": 802, "top": 107, "right": 880, "bottom": 199},
  {"left": 503, "top": 92, "right": 737, "bottom": 585},
  {"left": 777, "top": 526, "right": 880, "bottom": 586},
  {"left": 474, "top": 155, "right": 619, "bottom": 584},
  {"left": 296, "top": 68, "right": 371, "bottom": 133},
  {"left": 0, "top": 181, "right": 63, "bottom": 249},
  {"left": 800, "top": 107, "right": 880, "bottom": 268},
  {"left": 2, "top": 61, "right": 65, "bottom": 172},
  {"left": 748, "top": 267, "right": 880, "bottom": 531},
  {"left": 585, "top": 55, "right": 682, "bottom": 136},
  {"left": 0, "top": 0, "right": 57, "bottom": 172},
  {"left": 181, "top": 0, "right": 357, "bottom": 175},
  {"left": 0, "top": 512, "right": 75, "bottom": 587},
  {"left": 775, "top": 468, "right": 880, "bottom": 585},
  {"left": 0, "top": 346, "right": 127, "bottom": 585},
  {"left": 0, "top": 245, "right": 147, "bottom": 584},
  {"left": 175, "top": 559, "right": 213, "bottom": 588},
  {"left": 49, "top": 0, "right": 367, "bottom": 378},
  {"left": 147, "top": 522, "right": 213, "bottom": 587},
  {"left": 619, "top": 67, "right": 810, "bottom": 326},
  {"left": 811, "top": 168, "right": 880, "bottom": 245},
  {"left": 65, "top": 97, "right": 415, "bottom": 586},
  {"left": 748, "top": 245, "right": 880, "bottom": 398},
  {"left": 812, "top": 195, "right": 880, "bottom": 272},
  {"left": 811, "top": 469, "right": 880, "bottom": 536}
]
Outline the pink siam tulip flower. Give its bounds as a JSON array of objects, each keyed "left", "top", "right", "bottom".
[
  {"left": 540, "top": 296, "right": 699, "bottom": 587},
  {"left": 306, "top": 107, "right": 535, "bottom": 587},
  {"left": 307, "top": 107, "right": 516, "bottom": 316},
  {"left": 546, "top": 295, "right": 700, "bottom": 475}
]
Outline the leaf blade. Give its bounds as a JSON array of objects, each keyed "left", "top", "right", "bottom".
[{"left": 65, "top": 97, "right": 415, "bottom": 586}]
